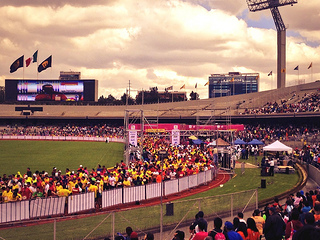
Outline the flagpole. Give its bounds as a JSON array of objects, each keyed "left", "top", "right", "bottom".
[{"left": 37, "top": 51, "right": 39, "bottom": 80}]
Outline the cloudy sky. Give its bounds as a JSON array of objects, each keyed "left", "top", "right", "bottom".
[{"left": 1, "top": 0, "right": 319, "bottom": 99}]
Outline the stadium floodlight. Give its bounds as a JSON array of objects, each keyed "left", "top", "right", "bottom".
[
  {"left": 246, "top": 0, "right": 298, "bottom": 12},
  {"left": 246, "top": 0, "right": 298, "bottom": 89}
]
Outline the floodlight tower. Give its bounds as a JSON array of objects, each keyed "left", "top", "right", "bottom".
[{"left": 246, "top": 0, "right": 297, "bottom": 89}]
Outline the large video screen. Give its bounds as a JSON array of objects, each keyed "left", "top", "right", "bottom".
[
  {"left": 5, "top": 79, "right": 98, "bottom": 102},
  {"left": 16, "top": 80, "right": 84, "bottom": 101}
]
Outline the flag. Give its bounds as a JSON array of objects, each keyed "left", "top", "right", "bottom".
[
  {"left": 32, "top": 50, "right": 38, "bottom": 63},
  {"left": 165, "top": 85, "right": 173, "bottom": 91},
  {"left": 308, "top": 62, "right": 312, "bottom": 69},
  {"left": 38, "top": 55, "right": 52, "bottom": 73},
  {"left": 26, "top": 57, "right": 32, "bottom": 67},
  {"left": 180, "top": 84, "right": 185, "bottom": 90},
  {"left": 10, "top": 55, "right": 24, "bottom": 73},
  {"left": 294, "top": 65, "right": 299, "bottom": 71},
  {"left": 195, "top": 83, "right": 197, "bottom": 88},
  {"left": 26, "top": 50, "right": 38, "bottom": 67},
  {"left": 268, "top": 71, "right": 272, "bottom": 76},
  {"left": 204, "top": 81, "right": 209, "bottom": 86}
]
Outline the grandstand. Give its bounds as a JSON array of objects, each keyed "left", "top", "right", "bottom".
[{"left": 1, "top": 81, "right": 320, "bottom": 122}]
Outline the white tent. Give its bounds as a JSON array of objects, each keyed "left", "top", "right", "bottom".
[{"left": 263, "top": 140, "right": 292, "bottom": 152}]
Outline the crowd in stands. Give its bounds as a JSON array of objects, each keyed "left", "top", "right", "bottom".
[
  {"left": 0, "top": 136, "right": 215, "bottom": 203},
  {"left": 0, "top": 124, "right": 124, "bottom": 138},
  {"left": 1, "top": 122, "right": 319, "bottom": 146},
  {"left": 241, "top": 91, "right": 320, "bottom": 115}
]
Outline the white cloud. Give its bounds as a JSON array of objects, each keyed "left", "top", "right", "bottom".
[{"left": 0, "top": 0, "right": 319, "bottom": 99}]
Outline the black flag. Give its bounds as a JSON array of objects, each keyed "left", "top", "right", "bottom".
[
  {"left": 38, "top": 55, "right": 52, "bottom": 73},
  {"left": 10, "top": 55, "right": 24, "bottom": 73}
]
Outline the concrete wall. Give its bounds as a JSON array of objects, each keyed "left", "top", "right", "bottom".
[{"left": 308, "top": 165, "right": 320, "bottom": 186}]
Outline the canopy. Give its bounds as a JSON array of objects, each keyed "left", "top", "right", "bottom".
[
  {"left": 192, "top": 139, "right": 204, "bottom": 145},
  {"left": 188, "top": 135, "right": 198, "bottom": 140},
  {"left": 248, "top": 139, "right": 264, "bottom": 145},
  {"left": 215, "top": 138, "right": 230, "bottom": 146},
  {"left": 234, "top": 138, "right": 246, "bottom": 145},
  {"left": 263, "top": 140, "right": 292, "bottom": 152}
]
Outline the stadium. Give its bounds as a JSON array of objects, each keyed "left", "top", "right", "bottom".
[
  {"left": 1, "top": 1, "right": 320, "bottom": 239},
  {"left": 1, "top": 79, "right": 320, "bottom": 240}
]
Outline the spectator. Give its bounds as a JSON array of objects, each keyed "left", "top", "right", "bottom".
[
  {"left": 292, "top": 212, "right": 320, "bottom": 240},
  {"left": 144, "top": 232, "right": 154, "bottom": 240},
  {"left": 125, "top": 226, "right": 133, "bottom": 240},
  {"left": 252, "top": 209, "right": 265, "bottom": 236},
  {"left": 208, "top": 217, "right": 226, "bottom": 239},
  {"left": 173, "top": 230, "right": 185, "bottom": 240},
  {"left": 224, "top": 221, "right": 242, "bottom": 240},
  {"left": 285, "top": 209, "right": 303, "bottom": 240},
  {"left": 32, "top": 186, "right": 44, "bottom": 198},
  {"left": 236, "top": 222, "right": 248, "bottom": 240},
  {"left": 194, "top": 211, "right": 208, "bottom": 233},
  {"left": 238, "top": 212, "right": 246, "bottom": 224},
  {"left": 264, "top": 207, "right": 286, "bottom": 240},
  {"left": 130, "top": 232, "right": 138, "bottom": 240},
  {"left": 192, "top": 221, "right": 208, "bottom": 240},
  {"left": 246, "top": 217, "right": 260, "bottom": 240}
]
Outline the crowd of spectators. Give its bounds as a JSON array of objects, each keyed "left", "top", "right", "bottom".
[
  {"left": 241, "top": 91, "right": 320, "bottom": 115},
  {"left": 0, "top": 124, "right": 124, "bottom": 138},
  {"left": 164, "top": 191, "right": 320, "bottom": 240},
  {"left": 0, "top": 136, "right": 215, "bottom": 204}
]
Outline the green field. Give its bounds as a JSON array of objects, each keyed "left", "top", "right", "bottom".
[{"left": 0, "top": 140, "right": 124, "bottom": 176}]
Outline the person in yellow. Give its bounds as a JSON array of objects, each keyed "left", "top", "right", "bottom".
[
  {"left": 10, "top": 189, "right": 22, "bottom": 201},
  {"left": 80, "top": 176, "right": 88, "bottom": 189},
  {"left": 2, "top": 186, "right": 13, "bottom": 203},
  {"left": 123, "top": 177, "right": 131, "bottom": 187},
  {"left": 57, "top": 186, "right": 71, "bottom": 197},
  {"left": 68, "top": 178, "right": 77, "bottom": 191},
  {"left": 88, "top": 181, "right": 98, "bottom": 198},
  {"left": 11, "top": 181, "right": 20, "bottom": 192},
  {"left": 55, "top": 182, "right": 63, "bottom": 192}
]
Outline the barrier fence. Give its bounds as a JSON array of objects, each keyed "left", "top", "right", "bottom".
[
  {"left": 0, "top": 188, "right": 258, "bottom": 240},
  {"left": 0, "top": 168, "right": 216, "bottom": 225}
]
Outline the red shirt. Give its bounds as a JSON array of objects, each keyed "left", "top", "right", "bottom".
[{"left": 192, "top": 232, "right": 208, "bottom": 240}]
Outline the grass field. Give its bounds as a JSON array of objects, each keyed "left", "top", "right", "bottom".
[{"left": 0, "top": 140, "right": 124, "bottom": 176}]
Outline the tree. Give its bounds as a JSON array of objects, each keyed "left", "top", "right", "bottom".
[
  {"left": 120, "top": 93, "right": 135, "bottom": 105},
  {"left": 136, "top": 87, "right": 159, "bottom": 104}
]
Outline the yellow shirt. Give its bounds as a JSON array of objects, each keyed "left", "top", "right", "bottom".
[
  {"left": 57, "top": 188, "right": 71, "bottom": 197},
  {"left": 2, "top": 190, "right": 13, "bottom": 203},
  {"left": 123, "top": 180, "right": 131, "bottom": 187},
  {"left": 88, "top": 185, "right": 98, "bottom": 198},
  {"left": 10, "top": 193, "right": 22, "bottom": 201}
]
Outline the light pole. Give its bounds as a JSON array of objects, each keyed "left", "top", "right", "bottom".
[{"left": 158, "top": 150, "right": 168, "bottom": 240}]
